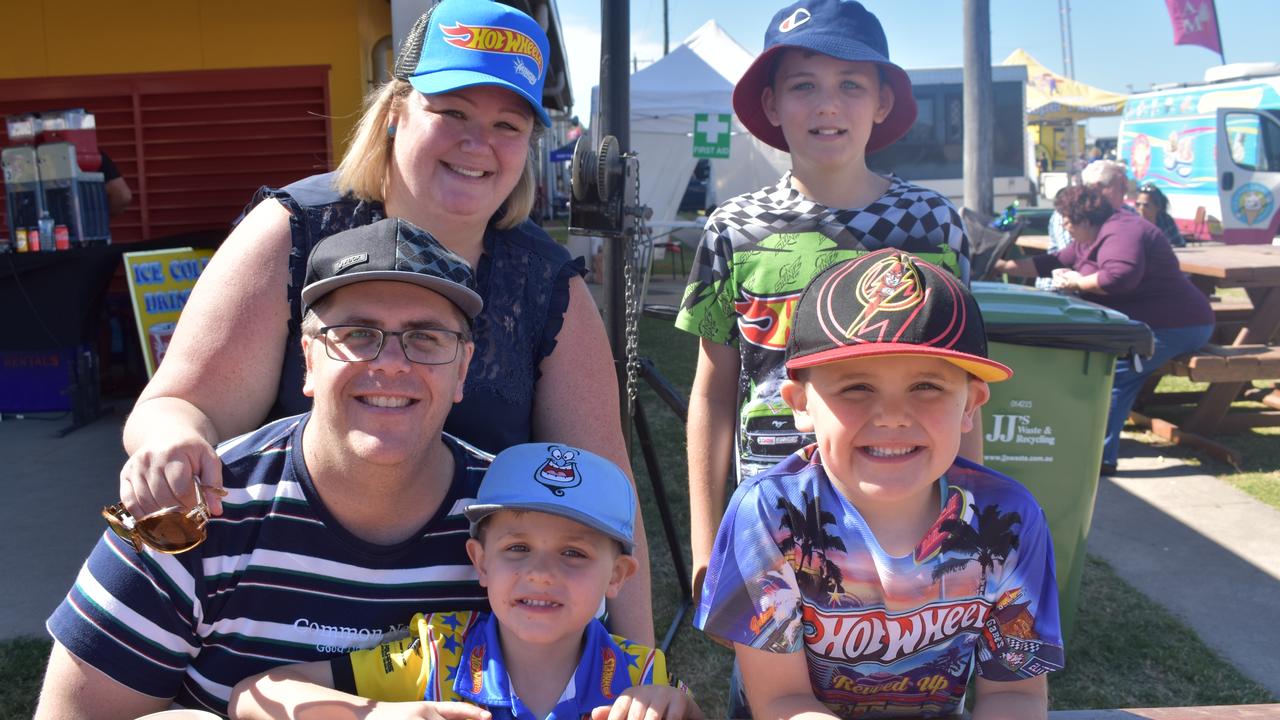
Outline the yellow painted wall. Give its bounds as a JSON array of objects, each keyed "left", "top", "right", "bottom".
[{"left": 0, "top": 0, "right": 390, "bottom": 159}]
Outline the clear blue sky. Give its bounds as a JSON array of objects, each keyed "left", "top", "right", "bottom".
[{"left": 555, "top": 0, "right": 1274, "bottom": 138}]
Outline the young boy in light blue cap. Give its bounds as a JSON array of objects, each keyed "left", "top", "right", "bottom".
[{"left": 231, "top": 444, "right": 701, "bottom": 720}]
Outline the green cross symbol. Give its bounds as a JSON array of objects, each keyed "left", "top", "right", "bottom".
[{"left": 693, "top": 113, "right": 731, "bottom": 159}]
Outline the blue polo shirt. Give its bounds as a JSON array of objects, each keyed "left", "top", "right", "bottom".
[{"left": 336, "top": 610, "right": 669, "bottom": 720}]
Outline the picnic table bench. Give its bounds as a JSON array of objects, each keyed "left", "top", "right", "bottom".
[
  {"left": 1048, "top": 705, "right": 1280, "bottom": 719},
  {"left": 1014, "top": 237, "right": 1280, "bottom": 436}
]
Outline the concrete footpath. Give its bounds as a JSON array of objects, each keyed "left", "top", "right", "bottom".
[
  {"left": 2, "top": 373, "right": 1279, "bottom": 699},
  {"left": 1090, "top": 448, "right": 1280, "bottom": 696}
]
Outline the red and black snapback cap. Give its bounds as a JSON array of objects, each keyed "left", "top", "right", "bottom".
[{"left": 784, "top": 249, "right": 1012, "bottom": 382}]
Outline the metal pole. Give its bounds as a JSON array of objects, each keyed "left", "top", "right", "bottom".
[
  {"left": 599, "top": 0, "right": 630, "bottom": 428},
  {"left": 1058, "top": 0, "right": 1078, "bottom": 181},
  {"left": 1213, "top": 1, "right": 1226, "bottom": 65},
  {"left": 1058, "top": 0, "right": 1075, "bottom": 80},
  {"left": 663, "top": 0, "right": 670, "bottom": 56},
  {"left": 963, "top": 0, "right": 994, "bottom": 216}
]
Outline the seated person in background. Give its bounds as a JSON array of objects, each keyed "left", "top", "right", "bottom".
[
  {"left": 996, "top": 185, "right": 1213, "bottom": 476},
  {"left": 231, "top": 443, "right": 701, "bottom": 720},
  {"left": 697, "top": 250, "right": 1064, "bottom": 720},
  {"left": 1134, "top": 183, "right": 1185, "bottom": 247},
  {"left": 36, "top": 218, "right": 494, "bottom": 719},
  {"left": 1039, "top": 159, "right": 1136, "bottom": 290}
]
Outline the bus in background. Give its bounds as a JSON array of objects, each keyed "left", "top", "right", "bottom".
[
  {"left": 868, "top": 64, "right": 1035, "bottom": 212},
  {"left": 1119, "top": 63, "right": 1280, "bottom": 245}
]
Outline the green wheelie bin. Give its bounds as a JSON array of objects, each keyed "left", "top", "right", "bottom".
[{"left": 971, "top": 281, "right": 1154, "bottom": 643}]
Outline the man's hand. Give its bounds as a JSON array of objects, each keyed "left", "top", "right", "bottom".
[
  {"left": 590, "top": 685, "right": 705, "bottom": 720},
  {"left": 120, "top": 427, "right": 224, "bottom": 517}
]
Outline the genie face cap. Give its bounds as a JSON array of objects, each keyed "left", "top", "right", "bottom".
[{"left": 464, "top": 443, "right": 637, "bottom": 553}]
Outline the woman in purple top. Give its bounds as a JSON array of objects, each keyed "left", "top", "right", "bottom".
[{"left": 997, "top": 185, "right": 1214, "bottom": 473}]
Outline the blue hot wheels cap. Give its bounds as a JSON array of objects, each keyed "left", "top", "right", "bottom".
[
  {"left": 394, "top": 0, "right": 552, "bottom": 127},
  {"left": 464, "top": 443, "right": 636, "bottom": 553}
]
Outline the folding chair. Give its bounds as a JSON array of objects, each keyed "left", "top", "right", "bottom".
[
  {"left": 652, "top": 231, "right": 686, "bottom": 280},
  {"left": 961, "top": 207, "right": 1025, "bottom": 281}
]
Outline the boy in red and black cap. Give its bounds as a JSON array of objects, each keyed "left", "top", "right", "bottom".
[
  {"left": 695, "top": 250, "right": 1063, "bottom": 719},
  {"left": 675, "top": 0, "right": 977, "bottom": 608}
]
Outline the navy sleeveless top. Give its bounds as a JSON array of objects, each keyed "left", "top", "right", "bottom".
[{"left": 243, "top": 172, "right": 586, "bottom": 454}]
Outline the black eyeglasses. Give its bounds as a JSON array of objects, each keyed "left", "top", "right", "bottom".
[{"left": 319, "top": 325, "right": 466, "bottom": 365}]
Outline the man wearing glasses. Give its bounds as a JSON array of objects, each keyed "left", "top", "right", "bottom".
[{"left": 37, "top": 219, "right": 493, "bottom": 719}]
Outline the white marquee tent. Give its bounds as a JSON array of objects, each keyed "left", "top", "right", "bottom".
[{"left": 590, "top": 20, "right": 789, "bottom": 229}]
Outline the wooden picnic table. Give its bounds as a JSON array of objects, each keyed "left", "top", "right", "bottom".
[
  {"left": 1013, "top": 236, "right": 1280, "bottom": 436},
  {"left": 1048, "top": 705, "right": 1280, "bottom": 719}
]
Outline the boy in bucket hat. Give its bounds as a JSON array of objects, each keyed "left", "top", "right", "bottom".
[
  {"left": 676, "top": 0, "right": 979, "bottom": 611},
  {"left": 230, "top": 443, "right": 703, "bottom": 720},
  {"left": 695, "top": 250, "right": 1063, "bottom": 720}
]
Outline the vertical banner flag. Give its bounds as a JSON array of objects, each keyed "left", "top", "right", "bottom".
[
  {"left": 1164, "top": 0, "right": 1224, "bottom": 61},
  {"left": 693, "top": 113, "right": 732, "bottom": 159},
  {"left": 123, "top": 247, "right": 215, "bottom": 377}
]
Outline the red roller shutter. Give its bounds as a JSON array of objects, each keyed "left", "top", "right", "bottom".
[{"left": 1, "top": 66, "right": 331, "bottom": 245}]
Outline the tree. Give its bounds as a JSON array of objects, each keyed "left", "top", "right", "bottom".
[
  {"left": 931, "top": 503, "right": 1022, "bottom": 595},
  {"left": 777, "top": 492, "right": 848, "bottom": 596}
]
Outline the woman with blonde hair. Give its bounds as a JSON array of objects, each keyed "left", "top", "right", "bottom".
[{"left": 117, "top": 0, "right": 651, "bottom": 642}]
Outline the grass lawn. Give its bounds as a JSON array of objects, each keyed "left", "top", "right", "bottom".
[
  {"left": 1130, "top": 374, "right": 1280, "bottom": 512},
  {"left": 0, "top": 638, "right": 48, "bottom": 720},
  {"left": 4, "top": 311, "right": 1275, "bottom": 718}
]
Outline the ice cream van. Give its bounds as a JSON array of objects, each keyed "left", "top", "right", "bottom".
[{"left": 1118, "top": 63, "right": 1280, "bottom": 244}]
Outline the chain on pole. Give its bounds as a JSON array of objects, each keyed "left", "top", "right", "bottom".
[{"left": 621, "top": 153, "right": 646, "bottom": 419}]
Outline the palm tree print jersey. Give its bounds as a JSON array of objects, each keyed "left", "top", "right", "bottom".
[{"left": 694, "top": 448, "right": 1064, "bottom": 719}]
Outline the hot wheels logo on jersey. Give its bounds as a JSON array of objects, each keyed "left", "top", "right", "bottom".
[
  {"left": 735, "top": 289, "right": 803, "bottom": 350},
  {"left": 803, "top": 599, "right": 990, "bottom": 663}
]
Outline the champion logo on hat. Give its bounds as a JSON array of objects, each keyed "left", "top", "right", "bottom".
[
  {"left": 440, "top": 21, "right": 544, "bottom": 77},
  {"left": 535, "top": 446, "right": 581, "bottom": 496},
  {"left": 778, "top": 7, "right": 811, "bottom": 32}
]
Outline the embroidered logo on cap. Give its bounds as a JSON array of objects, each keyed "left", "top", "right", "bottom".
[
  {"left": 845, "top": 253, "right": 924, "bottom": 339},
  {"left": 441, "top": 22, "right": 544, "bottom": 76},
  {"left": 512, "top": 57, "right": 538, "bottom": 85},
  {"left": 535, "top": 445, "right": 581, "bottom": 497},
  {"left": 778, "top": 7, "right": 812, "bottom": 32},
  {"left": 333, "top": 252, "right": 369, "bottom": 274}
]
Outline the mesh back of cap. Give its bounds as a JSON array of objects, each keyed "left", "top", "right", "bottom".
[{"left": 393, "top": 5, "right": 436, "bottom": 81}]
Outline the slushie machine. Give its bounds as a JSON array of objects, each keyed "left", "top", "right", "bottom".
[{"left": 3, "top": 109, "right": 111, "bottom": 252}]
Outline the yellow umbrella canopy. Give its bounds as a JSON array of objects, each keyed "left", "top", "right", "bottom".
[{"left": 1002, "top": 49, "right": 1127, "bottom": 121}]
